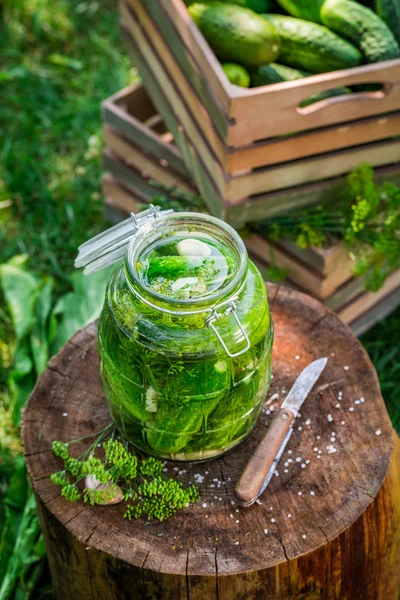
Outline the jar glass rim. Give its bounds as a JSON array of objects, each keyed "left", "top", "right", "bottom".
[{"left": 125, "top": 212, "right": 247, "bottom": 307}]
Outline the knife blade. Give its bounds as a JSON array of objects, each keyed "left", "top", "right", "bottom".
[{"left": 234, "top": 357, "right": 328, "bottom": 507}]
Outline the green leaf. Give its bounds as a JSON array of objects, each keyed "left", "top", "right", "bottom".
[
  {"left": 0, "top": 264, "right": 39, "bottom": 342},
  {"left": 10, "top": 372, "right": 37, "bottom": 428},
  {"left": 0, "top": 456, "right": 28, "bottom": 583},
  {"left": 0, "top": 488, "right": 43, "bottom": 600},
  {"left": 51, "top": 268, "right": 111, "bottom": 352},
  {"left": 30, "top": 276, "right": 54, "bottom": 376}
]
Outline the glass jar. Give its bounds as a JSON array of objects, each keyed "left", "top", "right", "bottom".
[{"left": 97, "top": 211, "right": 273, "bottom": 461}]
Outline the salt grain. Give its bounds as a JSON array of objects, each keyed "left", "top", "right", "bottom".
[
  {"left": 236, "top": 520, "right": 239, "bottom": 523},
  {"left": 302, "top": 534, "right": 307, "bottom": 539},
  {"left": 310, "top": 491, "right": 315, "bottom": 496},
  {"left": 264, "top": 529, "right": 268, "bottom": 534},
  {"left": 296, "top": 457, "right": 301, "bottom": 463},
  {"left": 235, "top": 541, "right": 239, "bottom": 545},
  {"left": 344, "top": 366, "right": 349, "bottom": 371},
  {"left": 349, "top": 407, "right": 355, "bottom": 412},
  {"left": 288, "top": 459, "right": 293, "bottom": 463},
  {"left": 375, "top": 429, "right": 382, "bottom": 436},
  {"left": 317, "top": 435, "right": 321, "bottom": 440},
  {"left": 298, "top": 491, "right": 302, "bottom": 496},
  {"left": 202, "top": 503, "right": 207, "bottom": 508},
  {"left": 306, "top": 459, "right": 310, "bottom": 464},
  {"left": 305, "top": 419, "right": 311, "bottom": 425},
  {"left": 287, "top": 513, "right": 291, "bottom": 518},
  {"left": 327, "top": 414, "right": 333, "bottom": 422},
  {"left": 271, "top": 518, "right": 276, "bottom": 523},
  {"left": 295, "top": 355, "right": 300, "bottom": 360},
  {"left": 341, "top": 421, "right": 345, "bottom": 425},
  {"left": 284, "top": 469, "right": 288, "bottom": 473},
  {"left": 313, "top": 447, "right": 318, "bottom": 452},
  {"left": 62, "top": 412, "right": 68, "bottom": 417},
  {"left": 301, "top": 464, "right": 306, "bottom": 469},
  {"left": 298, "top": 426, "right": 302, "bottom": 431}
]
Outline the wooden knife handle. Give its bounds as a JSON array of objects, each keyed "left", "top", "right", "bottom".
[{"left": 234, "top": 407, "right": 296, "bottom": 506}]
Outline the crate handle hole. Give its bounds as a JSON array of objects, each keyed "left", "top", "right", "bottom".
[{"left": 297, "top": 83, "right": 388, "bottom": 115}]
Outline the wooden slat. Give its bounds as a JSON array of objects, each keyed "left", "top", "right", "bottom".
[
  {"left": 102, "top": 89, "right": 189, "bottom": 179},
  {"left": 337, "top": 270, "right": 400, "bottom": 323},
  {"left": 120, "top": 26, "right": 224, "bottom": 218},
  {"left": 229, "top": 60, "right": 400, "bottom": 146},
  {"left": 245, "top": 234, "right": 355, "bottom": 299},
  {"left": 276, "top": 239, "right": 353, "bottom": 277},
  {"left": 126, "top": 0, "right": 227, "bottom": 165},
  {"left": 107, "top": 83, "right": 157, "bottom": 121},
  {"left": 133, "top": 0, "right": 228, "bottom": 139},
  {"left": 227, "top": 112, "right": 400, "bottom": 174},
  {"left": 226, "top": 163, "right": 400, "bottom": 228},
  {"left": 103, "top": 126, "right": 195, "bottom": 194},
  {"left": 103, "top": 150, "right": 164, "bottom": 202},
  {"left": 350, "top": 286, "right": 400, "bottom": 336},
  {"left": 154, "top": 0, "right": 230, "bottom": 113},
  {"left": 103, "top": 175, "right": 145, "bottom": 214},
  {"left": 225, "top": 139, "right": 400, "bottom": 203},
  {"left": 120, "top": 1, "right": 226, "bottom": 195}
]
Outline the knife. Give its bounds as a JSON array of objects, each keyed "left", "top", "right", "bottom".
[{"left": 234, "top": 357, "right": 328, "bottom": 507}]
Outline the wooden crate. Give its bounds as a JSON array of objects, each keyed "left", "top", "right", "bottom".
[
  {"left": 102, "top": 85, "right": 400, "bottom": 333},
  {"left": 119, "top": 0, "right": 400, "bottom": 218},
  {"left": 103, "top": 84, "right": 400, "bottom": 228}
]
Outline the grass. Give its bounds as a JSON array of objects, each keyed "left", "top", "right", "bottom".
[
  {"left": 0, "top": 0, "right": 399, "bottom": 596},
  {"left": 0, "top": 0, "right": 135, "bottom": 285}
]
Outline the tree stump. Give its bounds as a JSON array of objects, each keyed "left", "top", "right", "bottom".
[{"left": 22, "top": 283, "right": 400, "bottom": 600}]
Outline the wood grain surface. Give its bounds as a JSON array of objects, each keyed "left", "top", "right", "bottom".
[{"left": 22, "top": 284, "right": 400, "bottom": 599}]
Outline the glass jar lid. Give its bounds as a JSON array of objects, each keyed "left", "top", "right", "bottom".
[{"left": 75, "top": 205, "right": 173, "bottom": 275}]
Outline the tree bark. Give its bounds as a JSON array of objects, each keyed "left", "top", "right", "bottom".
[{"left": 22, "top": 283, "right": 400, "bottom": 599}]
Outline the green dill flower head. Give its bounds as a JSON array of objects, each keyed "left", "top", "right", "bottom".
[
  {"left": 52, "top": 441, "right": 69, "bottom": 460},
  {"left": 64, "top": 457, "right": 83, "bottom": 478},
  {"left": 50, "top": 471, "right": 69, "bottom": 487},
  {"left": 61, "top": 484, "right": 81, "bottom": 502},
  {"left": 139, "top": 456, "right": 163, "bottom": 478},
  {"left": 104, "top": 439, "right": 138, "bottom": 480},
  {"left": 82, "top": 457, "right": 112, "bottom": 484}
]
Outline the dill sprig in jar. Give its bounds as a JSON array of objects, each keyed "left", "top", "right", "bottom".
[{"left": 76, "top": 206, "right": 273, "bottom": 461}]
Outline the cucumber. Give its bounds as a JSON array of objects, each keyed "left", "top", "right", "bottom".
[
  {"left": 275, "top": 0, "right": 324, "bottom": 23},
  {"left": 321, "top": 0, "right": 400, "bottom": 63},
  {"left": 264, "top": 14, "right": 363, "bottom": 73},
  {"left": 222, "top": 63, "right": 251, "bottom": 87},
  {"left": 185, "top": 0, "right": 270, "bottom": 11},
  {"left": 376, "top": 0, "right": 400, "bottom": 44},
  {"left": 249, "top": 63, "right": 351, "bottom": 106},
  {"left": 250, "top": 62, "right": 306, "bottom": 86},
  {"left": 188, "top": 3, "right": 281, "bottom": 67}
]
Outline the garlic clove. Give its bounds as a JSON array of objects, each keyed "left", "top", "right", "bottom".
[
  {"left": 177, "top": 239, "right": 211, "bottom": 257},
  {"left": 85, "top": 475, "right": 124, "bottom": 505},
  {"left": 171, "top": 277, "right": 198, "bottom": 292}
]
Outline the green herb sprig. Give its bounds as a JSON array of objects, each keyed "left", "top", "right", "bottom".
[
  {"left": 258, "top": 163, "right": 400, "bottom": 292},
  {"left": 50, "top": 426, "right": 200, "bottom": 521}
]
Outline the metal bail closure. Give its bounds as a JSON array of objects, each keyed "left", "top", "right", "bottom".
[{"left": 205, "top": 300, "right": 250, "bottom": 358}]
